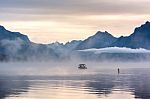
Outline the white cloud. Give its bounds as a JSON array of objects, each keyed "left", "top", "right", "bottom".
[{"left": 78, "top": 47, "right": 150, "bottom": 54}]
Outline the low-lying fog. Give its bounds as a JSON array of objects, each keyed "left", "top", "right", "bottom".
[{"left": 0, "top": 61, "right": 150, "bottom": 76}]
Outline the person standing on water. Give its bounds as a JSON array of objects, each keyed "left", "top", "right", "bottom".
[{"left": 118, "top": 68, "right": 120, "bottom": 74}]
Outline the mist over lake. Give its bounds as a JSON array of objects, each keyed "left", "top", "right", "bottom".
[
  {"left": 0, "top": 61, "right": 150, "bottom": 99},
  {"left": 0, "top": 61, "right": 150, "bottom": 76}
]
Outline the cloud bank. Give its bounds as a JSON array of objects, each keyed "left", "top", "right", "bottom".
[
  {"left": 78, "top": 47, "right": 150, "bottom": 54},
  {"left": 0, "top": 0, "right": 150, "bottom": 15}
]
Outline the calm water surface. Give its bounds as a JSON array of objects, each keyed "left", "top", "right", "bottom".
[{"left": 1, "top": 68, "right": 150, "bottom": 99}]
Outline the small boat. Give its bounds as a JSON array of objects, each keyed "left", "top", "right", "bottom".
[{"left": 78, "top": 64, "right": 87, "bottom": 69}]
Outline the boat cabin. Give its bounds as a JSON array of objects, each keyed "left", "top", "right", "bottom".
[{"left": 78, "top": 64, "right": 87, "bottom": 69}]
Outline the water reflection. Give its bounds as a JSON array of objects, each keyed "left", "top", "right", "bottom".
[
  {"left": 1, "top": 69, "right": 150, "bottom": 99},
  {"left": 0, "top": 76, "right": 29, "bottom": 98},
  {"left": 129, "top": 69, "right": 150, "bottom": 99}
]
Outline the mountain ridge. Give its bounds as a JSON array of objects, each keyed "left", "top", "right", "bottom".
[
  {"left": 0, "top": 21, "right": 150, "bottom": 61},
  {"left": 111, "top": 21, "right": 150, "bottom": 49},
  {"left": 75, "top": 31, "right": 117, "bottom": 50}
]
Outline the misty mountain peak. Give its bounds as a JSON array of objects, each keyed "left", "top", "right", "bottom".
[
  {"left": 145, "top": 21, "right": 150, "bottom": 24},
  {"left": 134, "top": 21, "right": 150, "bottom": 34},
  {"left": 54, "top": 41, "right": 63, "bottom": 45},
  {"left": 95, "top": 31, "right": 111, "bottom": 36},
  {"left": 140, "top": 21, "right": 150, "bottom": 28},
  {"left": 112, "top": 21, "right": 150, "bottom": 49},
  {"left": 0, "top": 25, "right": 6, "bottom": 31},
  {"left": 76, "top": 31, "right": 117, "bottom": 50}
]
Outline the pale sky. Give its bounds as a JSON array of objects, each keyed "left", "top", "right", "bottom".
[{"left": 0, "top": 0, "right": 149, "bottom": 44}]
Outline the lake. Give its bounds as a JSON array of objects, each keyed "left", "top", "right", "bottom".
[{"left": 0, "top": 67, "right": 150, "bottom": 99}]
